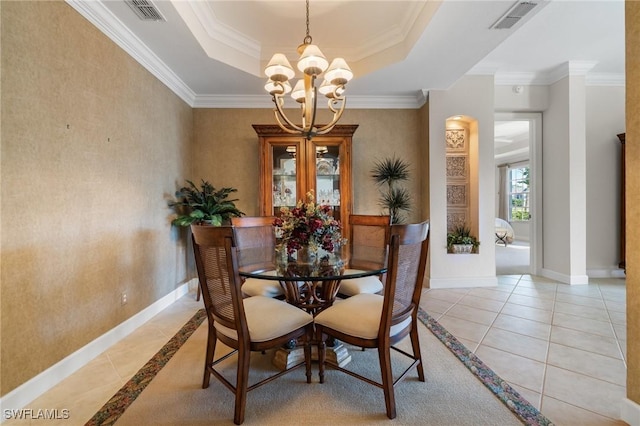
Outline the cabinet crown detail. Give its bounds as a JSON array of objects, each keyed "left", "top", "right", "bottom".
[{"left": 252, "top": 124, "right": 359, "bottom": 137}]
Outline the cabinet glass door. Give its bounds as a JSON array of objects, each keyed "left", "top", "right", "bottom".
[
  {"left": 313, "top": 144, "right": 341, "bottom": 221},
  {"left": 272, "top": 144, "right": 299, "bottom": 214}
]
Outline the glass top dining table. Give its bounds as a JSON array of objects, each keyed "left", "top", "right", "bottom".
[{"left": 237, "top": 244, "right": 387, "bottom": 315}]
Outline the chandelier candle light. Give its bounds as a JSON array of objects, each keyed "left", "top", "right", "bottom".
[{"left": 264, "top": 0, "right": 353, "bottom": 139}]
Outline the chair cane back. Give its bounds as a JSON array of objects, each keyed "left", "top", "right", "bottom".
[
  {"left": 191, "top": 224, "right": 313, "bottom": 425},
  {"left": 314, "top": 220, "right": 430, "bottom": 419}
]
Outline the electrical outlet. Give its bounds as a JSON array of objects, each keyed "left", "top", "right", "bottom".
[{"left": 121, "top": 292, "right": 128, "bottom": 305}]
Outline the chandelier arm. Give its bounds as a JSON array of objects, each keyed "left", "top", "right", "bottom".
[
  {"left": 314, "top": 98, "right": 347, "bottom": 134},
  {"left": 272, "top": 94, "right": 305, "bottom": 133},
  {"left": 274, "top": 110, "right": 303, "bottom": 135}
]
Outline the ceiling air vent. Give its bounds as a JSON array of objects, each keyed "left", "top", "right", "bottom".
[
  {"left": 125, "top": 0, "right": 166, "bottom": 22},
  {"left": 491, "top": 1, "right": 538, "bottom": 29}
]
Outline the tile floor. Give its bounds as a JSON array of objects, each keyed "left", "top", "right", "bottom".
[
  {"left": 421, "top": 274, "right": 628, "bottom": 426},
  {"left": 4, "top": 275, "right": 628, "bottom": 425}
]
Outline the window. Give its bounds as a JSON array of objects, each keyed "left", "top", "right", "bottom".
[{"left": 509, "top": 166, "right": 530, "bottom": 221}]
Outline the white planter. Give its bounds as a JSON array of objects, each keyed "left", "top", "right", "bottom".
[{"left": 452, "top": 244, "right": 473, "bottom": 254}]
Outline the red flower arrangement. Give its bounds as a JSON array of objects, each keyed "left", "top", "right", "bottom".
[{"left": 273, "top": 191, "right": 345, "bottom": 255}]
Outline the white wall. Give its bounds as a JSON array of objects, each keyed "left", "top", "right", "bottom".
[
  {"left": 495, "top": 83, "right": 625, "bottom": 278},
  {"left": 428, "top": 75, "right": 498, "bottom": 288},
  {"left": 542, "top": 76, "right": 588, "bottom": 284},
  {"left": 495, "top": 85, "right": 549, "bottom": 112},
  {"left": 586, "top": 86, "right": 626, "bottom": 276}
]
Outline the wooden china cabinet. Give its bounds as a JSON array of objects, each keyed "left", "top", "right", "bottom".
[{"left": 253, "top": 124, "right": 358, "bottom": 239}]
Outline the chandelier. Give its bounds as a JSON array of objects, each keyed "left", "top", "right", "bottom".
[{"left": 264, "top": 0, "right": 353, "bottom": 139}]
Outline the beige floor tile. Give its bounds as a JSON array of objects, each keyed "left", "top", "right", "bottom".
[
  {"left": 29, "top": 380, "right": 123, "bottom": 426},
  {"left": 510, "top": 383, "right": 541, "bottom": 409},
  {"left": 511, "top": 285, "right": 557, "bottom": 300},
  {"left": 555, "top": 292, "right": 606, "bottom": 309},
  {"left": 507, "top": 293, "right": 555, "bottom": 311},
  {"left": 25, "top": 354, "right": 122, "bottom": 407},
  {"left": 419, "top": 297, "right": 455, "bottom": 316},
  {"left": 457, "top": 294, "right": 506, "bottom": 312},
  {"left": 601, "top": 290, "right": 627, "bottom": 305},
  {"left": 423, "top": 288, "right": 468, "bottom": 303},
  {"left": 496, "top": 276, "right": 520, "bottom": 287},
  {"left": 492, "top": 313, "right": 552, "bottom": 340},
  {"left": 107, "top": 338, "right": 171, "bottom": 380},
  {"left": 474, "top": 344, "right": 545, "bottom": 392},
  {"left": 552, "top": 312, "right": 616, "bottom": 338},
  {"left": 555, "top": 284, "right": 603, "bottom": 299},
  {"left": 466, "top": 287, "right": 512, "bottom": 302},
  {"left": 436, "top": 315, "right": 489, "bottom": 343},
  {"left": 605, "top": 299, "right": 626, "bottom": 313},
  {"left": 500, "top": 303, "right": 553, "bottom": 324},
  {"left": 613, "top": 322, "right": 627, "bottom": 341},
  {"left": 543, "top": 365, "right": 625, "bottom": 419},
  {"left": 550, "top": 326, "right": 624, "bottom": 360},
  {"left": 620, "top": 339, "right": 627, "bottom": 360},
  {"left": 553, "top": 301, "right": 610, "bottom": 321},
  {"left": 608, "top": 309, "right": 626, "bottom": 325},
  {"left": 480, "top": 327, "right": 548, "bottom": 362},
  {"left": 445, "top": 304, "right": 499, "bottom": 326},
  {"left": 547, "top": 343, "right": 626, "bottom": 385},
  {"left": 541, "top": 396, "right": 627, "bottom": 426},
  {"left": 518, "top": 275, "right": 559, "bottom": 285},
  {"left": 456, "top": 336, "right": 479, "bottom": 352},
  {"left": 516, "top": 281, "right": 558, "bottom": 291}
]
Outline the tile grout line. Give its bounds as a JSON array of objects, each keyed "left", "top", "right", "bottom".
[{"left": 537, "top": 278, "right": 559, "bottom": 417}]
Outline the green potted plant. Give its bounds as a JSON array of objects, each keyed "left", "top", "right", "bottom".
[
  {"left": 370, "top": 156, "right": 412, "bottom": 224},
  {"left": 447, "top": 226, "right": 480, "bottom": 254},
  {"left": 169, "top": 179, "right": 244, "bottom": 227}
]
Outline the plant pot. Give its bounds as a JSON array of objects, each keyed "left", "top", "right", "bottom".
[{"left": 452, "top": 244, "right": 473, "bottom": 254}]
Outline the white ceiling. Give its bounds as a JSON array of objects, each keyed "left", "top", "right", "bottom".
[{"left": 68, "top": 0, "right": 625, "bottom": 110}]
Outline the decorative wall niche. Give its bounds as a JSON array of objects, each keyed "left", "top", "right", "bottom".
[
  {"left": 445, "top": 116, "right": 480, "bottom": 252},
  {"left": 446, "top": 126, "right": 470, "bottom": 232}
]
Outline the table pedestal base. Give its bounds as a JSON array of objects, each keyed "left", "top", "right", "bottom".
[{"left": 273, "top": 342, "right": 352, "bottom": 370}]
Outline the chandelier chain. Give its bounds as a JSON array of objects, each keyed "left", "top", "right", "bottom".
[{"left": 305, "top": 0, "right": 311, "bottom": 44}]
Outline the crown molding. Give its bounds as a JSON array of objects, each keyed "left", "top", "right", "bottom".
[
  {"left": 491, "top": 70, "right": 624, "bottom": 87},
  {"left": 185, "top": 0, "right": 261, "bottom": 60},
  {"left": 193, "top": 94, "right": 424, "bottom": 109}
]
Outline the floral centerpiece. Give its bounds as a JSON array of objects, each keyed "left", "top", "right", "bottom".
[{"left": 273, "top": 190, "right": 346, "bottom": 257}]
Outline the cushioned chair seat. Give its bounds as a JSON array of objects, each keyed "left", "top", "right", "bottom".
[
  {"left": 215, "top": 296, "right": 313, "bottom": 342},
  {"left": 338, "top": 269, "right": 384, "bottom": 297},
  {"left": 241, "top": 270, "right": 284, "bottom": 297},
  {"left": 315, "top": 293, "right": 411, "bottom": 340}
]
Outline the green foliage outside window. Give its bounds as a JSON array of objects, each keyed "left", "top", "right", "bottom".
[{"left": 509, "top": 166, "right": 530, "bottom": 222}]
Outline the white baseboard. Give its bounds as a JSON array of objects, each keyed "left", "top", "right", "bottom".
[
  {"left": 622, "top": 398, "right": 640, "bottom": 426},
  {"left": 427, "top": 276, "right": 498, "bottom": 288},
  {"left": 587, "top": 268, "right": 626, "bottom": 279},
  {"left": 0, "top": 279, "right": 197, "bottom": 417},
  {"left": 540, "top": 268, "right": 589, "bottom": 285}
]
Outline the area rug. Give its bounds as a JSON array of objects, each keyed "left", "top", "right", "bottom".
[{"left": 85, "top": 308, "right": 553, "bottom": 426}]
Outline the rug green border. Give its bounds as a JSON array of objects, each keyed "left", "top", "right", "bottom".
[{"left": 85, "top": 307, "right": 553, "bottom": 426}]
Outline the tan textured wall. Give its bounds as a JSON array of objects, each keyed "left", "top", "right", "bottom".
[
  {"left": 418, "top": 101, "right": 430, "bottom": 222},
  {"left": 626, "top": 0, "right": 640, "bottom": 405},
  {"left": 192, "top": 108, "right": 424, "bottom": 223},
  {"left": 1, "top": 1, "right": 193, "bottom": 394}
]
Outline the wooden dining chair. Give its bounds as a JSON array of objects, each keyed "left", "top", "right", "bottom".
[
  {"left": 314, "top": 220, "right": 430, "bottom": 419},
  {"left": 338, "top": 214, "right": 391, "bottom": 298},
  {"left": 191, "top": 224, "right": 314, "bottom": 425},
  {"left": 231, "top": 216, "right": 284, "bottom": 298}
]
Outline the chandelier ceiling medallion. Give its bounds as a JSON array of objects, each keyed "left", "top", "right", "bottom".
[{"left": 264, "top": 0, "right": 353, "bottom": 139}]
